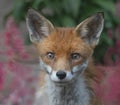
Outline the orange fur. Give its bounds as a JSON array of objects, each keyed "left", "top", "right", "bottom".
[
  {"left": 37, "top": 28, "right": 93, "bottom": 71},
  {"left": 26, "top": 9, "right": 104, "bottom": 105},
  {"left": 37, "top": 28, "right": 103, "bottom": 104}
]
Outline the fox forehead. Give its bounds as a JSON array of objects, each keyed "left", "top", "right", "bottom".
[{"left": 37, "top": 28, "right": 93, "bottom": 58}]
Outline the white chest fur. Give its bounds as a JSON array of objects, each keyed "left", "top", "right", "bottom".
[{"left": 35, "top": 75, "right": 90, "bottom": 105}]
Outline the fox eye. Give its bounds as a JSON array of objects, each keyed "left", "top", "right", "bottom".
[
  {"left": 71, "top": 53, "right": 81, "bottom": 60},
  {"left": 46, "top": 52, "right": 55, "bottom": 59}
]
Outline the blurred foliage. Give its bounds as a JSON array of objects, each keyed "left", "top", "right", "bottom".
[{"left": 6, "top": 0, "right": 120, "bottom": 63}]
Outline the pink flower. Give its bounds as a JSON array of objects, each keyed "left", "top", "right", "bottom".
[
  {"left": 96, "top": 66, "right": 120, "bottom": 105},
  {"left": 115, "top": 2, "right": 120, "bottom": 18},
  {"left": 0, "top": 63, "right": 4, "bottom": 90},
  {"left": 0, "top": 17, "right": 37, "bottom": 105},
  {"left": 3, "top": 17, "right": 29, "bottom": 59}
]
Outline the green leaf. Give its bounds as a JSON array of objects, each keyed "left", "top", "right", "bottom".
[
  {"left": 64, "top": 0, "right": 81, "bottom": 17},
  {"left": 32, "top": 0, "right": 43, "bottom": 9},
  {"left": 62, "top": 16, "right": 76, "bottom": 27},
  {"left": 69, "top": 0, "right": 81, "bottom": 17},
  {"left": 93, "top": 0, "right": 115, "bottom": 14},
  {"left": 104, "top": 12, "right": 114, "bottom": 28},
  {"left": 100, "top": 33, "right": 114, "bottom": 46},
  {"left": 13, "top": 0, "right": 26, "bottom": 22}
]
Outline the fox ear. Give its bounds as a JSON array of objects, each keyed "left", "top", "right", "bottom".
[
  {"left": 75, "top": 12, "right": 104, "bottom": 47},
  {"left": 26, "top": 9, "right": 54, "bottom": 43}
]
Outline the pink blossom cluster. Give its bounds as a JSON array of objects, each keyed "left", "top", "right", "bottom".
[
  {"left": 0, "top": 17, "right": 38, "bottom": 105},
  {"left": 115, "top": 1, "right": 120, "bottom": 18},
  {"left": 96, "top": 10, "right": 120, "bottom": 104},
  {"left": 96, "top": 66, "right": 120, "bottom": 105}
]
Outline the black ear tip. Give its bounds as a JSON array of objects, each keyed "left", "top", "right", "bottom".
[
  {"left": 27, "top": 8, "right": 43, "bottom": 18},
  {"left": 27, "top": 8, "right": 34, "bottom": 17},
  {"left": 27, "top": 8, "right": 40, "bottom": 16},
  {"left": 27, "top": 8, "right": 36, "bottom": 14},
  {"left": 96, "top": 12, "right": 104, "bottom": 18}
]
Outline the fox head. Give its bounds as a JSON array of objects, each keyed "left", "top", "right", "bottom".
[{"left": 26, "top": 9, "right": 104, "bottom": 85}]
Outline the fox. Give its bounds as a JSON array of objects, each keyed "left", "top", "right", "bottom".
[{"left": 26, "top": 9, "right": 104, "bottom": 105}]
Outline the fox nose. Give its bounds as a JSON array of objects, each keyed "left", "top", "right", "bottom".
[{"left": 56, "top": 70, "right": 66, "bottom": 80}]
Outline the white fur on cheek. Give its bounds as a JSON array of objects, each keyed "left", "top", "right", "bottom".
[
  {"left": 72, "top": 60, "right": 88, "bottom": 73},
  {"left": 50, "top": 71, "right": 59, "bottom": 82},
  {"left": 65, "top": 71, "right": 74, "bottom": 81},
  {"left": 45, "top": 65, "right": 52, "bottom": 74},
  {"left": 39, "top": 58, "right": 52, "bottom": 74}
]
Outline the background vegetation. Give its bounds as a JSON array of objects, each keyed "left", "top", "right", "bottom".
[
  {"left": 6, "top": 0, "right": 120, "bottom": 64},
  {"left": 0, "top": 0, "right": 120, "bottom": 105}
]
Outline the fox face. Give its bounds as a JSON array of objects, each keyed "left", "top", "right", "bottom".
[
  {"left": 37, "top": 29, "right": 92, "bottom": 83},
  {"left": 26, "top": 9, "right": 104, "bottom": 85}
]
